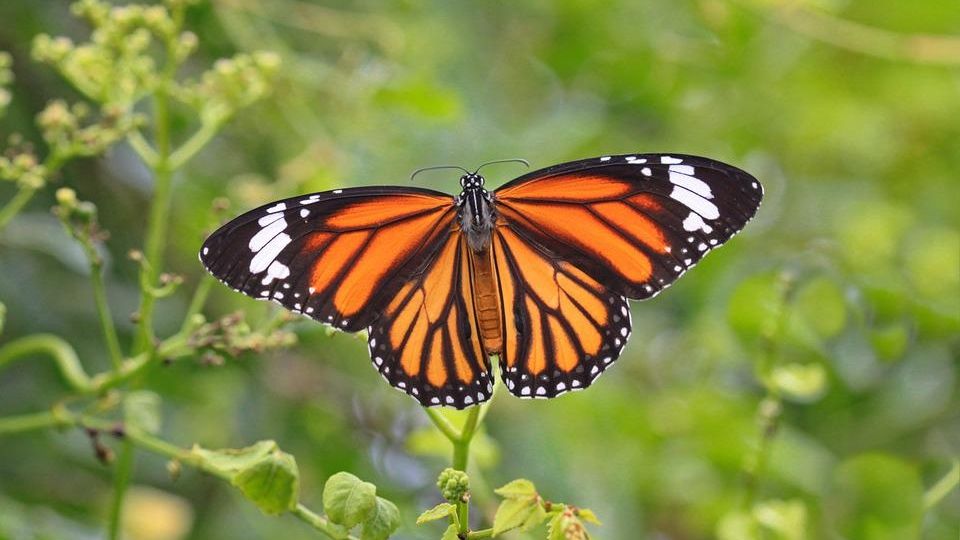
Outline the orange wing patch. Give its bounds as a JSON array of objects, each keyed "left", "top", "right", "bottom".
[
  {"left": 366, "top": 234, "right": 493, "bottom": 409},
  {"left": 496, "top": 174, "right": 632, "bottom": 200}
]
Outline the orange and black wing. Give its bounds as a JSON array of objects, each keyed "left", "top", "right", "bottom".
[
  {"left": 366, "top": 234, "right": 493, "bottom": 408},
  {"left": 492, "top": 153, "right": 762, "bottom": 398},
  {"left": 200, "top": 187, "right": 457, "bottom": 332},
  {"left": 492, "top": 226, "right": 631, "bottom": 398}
]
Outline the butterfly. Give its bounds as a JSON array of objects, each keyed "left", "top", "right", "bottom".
[{"left": 200, "top": 154, "right": 763, "bottom": 408}]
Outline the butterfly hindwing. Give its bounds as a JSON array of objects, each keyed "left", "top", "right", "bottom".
[
  {"left": 367, "top": 234, "right": 493, "bottom": 408},
  {"left": 200, "top": 187, "right": 456, "bottom": 332},
  {"left": 494, "top": 153, "right": 763, "bottom": 300},
  {"left": 492, "top": 224, "right": 632, "bottom": 398}
]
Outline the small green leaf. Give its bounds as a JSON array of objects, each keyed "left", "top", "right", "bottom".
[
  {"left": 231, "top": 449, "right": 299, "bottom": 515},
  {"left": 323, "top": 472, "right": 378, "bottom": 528},
  {"left": 520, "top": 501, "right": 548, "bottom": 531},
  {"left": 770, "top": 363, "right": 827, "bottom": 403},
  {"left": 494, "top": 478, "right": 536, "bottom": 499},
  {"left": 124, "top": 390, "right": 162, "bottom": 434},
  {"left": 441, "top": 523, "right": 459, "bottom": 540},
  {"left": 493, "top": 497, "right": 540, "bottom": 535},
  {"left": 417, "top": 502, "right": 455, "bottom": 524},
  {"left": 753, "top": 499, "right": 807, "bottom": 540},
  {"left": 576, "top": 508, "right": 601, "bottom": 525},
  {"left": 361, "top": 496, "right": 400, "bottom": 540},
  {"left": 191, "top": 440, "right": 277, "bottom": 475},
  {"left": 546, "top": 511, "right": 566, "bottom": 540}
]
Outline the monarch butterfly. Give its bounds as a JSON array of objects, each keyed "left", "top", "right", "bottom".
[{"left": 200, "top": 154, "right": 763, "bottom": 408}]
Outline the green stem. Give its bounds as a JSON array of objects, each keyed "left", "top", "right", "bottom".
[
  {"left": 0, "top": 334, "right": 91, "bottom": 391},
  {"left": 88, "top": 254, "right": 124, "bottom": 372},
  {"left": 453, "top": 407, "right": 480, "bottom": 472},
  {"left": 923, "top": 460, "right": 960, "bottom": 510},
  {"left": 0, "top": 185, "right": 38, "bottom": 233},
  {"left": 291, "top": 504, "right": 361, "bottom": 540},
  {"left": 107, "top": 438, "right": 135, "bottom": 540},
  {"left": 168, "top": 120, "right": 224, "bottom": 170},
  {"left": 181, "top": 276, "right": 214, "bottom": 332},
  {"left": 467, "top": 528, "right": 494, "bottom": 539},
  {"left": 424, "top": 408, "right": 461, "bottom": 443},
  {"left": 0, "top": 410, "right": 67, "bottom": 435}
]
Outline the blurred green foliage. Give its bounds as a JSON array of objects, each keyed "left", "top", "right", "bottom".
[{"left": 0, "top": 0, "right": 958, "bottom": 539}]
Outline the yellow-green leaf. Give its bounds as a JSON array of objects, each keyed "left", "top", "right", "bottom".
[
  {"left": 494, "top": 478, "right": 536, "bottom": 499},
  {"left": 323, "top": 472, "right": 377, "bottom": 528},
  {"left": 493, "top": 497, "right": 540, "bottom": 535},
  {"left": 417, "top": 502, "right": 455, "bottom": 524},
  {"left": 361, "top": 496, "right": 400, "bottom": 540},
  {"left": 441, "top": 523, "right": 459, "bottom": 540},
  {"left": 231, "top": 449, "right": 299, "bottom": 515}
]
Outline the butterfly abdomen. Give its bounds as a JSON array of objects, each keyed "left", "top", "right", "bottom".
[{"left": 468, "top": 245, "right": 503, "bottom": 355}]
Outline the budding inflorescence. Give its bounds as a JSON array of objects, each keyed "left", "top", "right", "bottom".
[{"left": 437, "top": 468, "right": 470, "bottom": 503}]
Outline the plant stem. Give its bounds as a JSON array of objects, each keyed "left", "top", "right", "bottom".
[
  {"left": 168, "top": 120, "right": 224, "bottom": 170},
  {"left": 453, "top": 406, "right": 480, "bottom": 472},
  {"left": 923, "top": 460, "right": 960, "bottom": 511},
  {"left": 0, "top": 334, "right": 91, "bottom": 391},
  {"left": 0, "top": 185, "right": 37, "bottom": 232},
  {"left": 292, "top": 504, "right": 360, "bottom": 540},
  {"left": 467, "top": 528, "right": 494, "bottom": 539},
  {"left": 0, "top": 410, "right": 66, "bottom": 435},
  {"left": 424, "top": 408, "right": 460, "bottom": 442},
  {"left": 107, "top": 438, "right": 135, "bottom": 540},
  {"left": 87, "top": 250, "right": 124, "bottom": 372}
]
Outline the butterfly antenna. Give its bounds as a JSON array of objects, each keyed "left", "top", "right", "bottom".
[
  {"left": 474, "top": 158, "right": 530, "bottom": 175},
  {"left": 410, "top": 165, "right": 471, "bottom": 182}
]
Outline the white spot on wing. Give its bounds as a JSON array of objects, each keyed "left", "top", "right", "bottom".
[
  {"left": 669, "top": 170, "right": 713, "bottom": 199},
  {"left": 250, "top": 233, "right": 291, "bottom": 273},
  {"left": 682, "top": 212, "right": 715, "bottom": 233},
  {"left": 266, "top": 202, "right": 286, "bottom": 213},
  {"left": 249, "top": 217, "right": 287, "bottom": 252},
  {"left": 670, "top": 187, "right": 719, "bottom": 219},
  {"left": 661, "top": 155, "right": 683, "bottom": 164},
  {"left": 641, "top": 167, "right": 651, "bottom": 176},
  {"left": 300, "top": 208, "right": 310, "bottom": 218},
  {"left": 600, "top": 156, "right": 611, "bottom": 161}
]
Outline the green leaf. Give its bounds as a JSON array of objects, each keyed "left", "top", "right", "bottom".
[
  {"left": 829, "top": 454, "right": 923, "bottom": 540},
  {"left": 323, "top": 471, "right": 378, "bottom": 528},
  {"left": 770, "top": 363, "right": 827, "bottom": 403},
  {"left": 191, "top": 440, "right": 277, "bottom": 476},
  {"left": 790, "top": 277, "right": 847, "bottom": 341},
  {"left": 753, "top": 499, "right": 807, "bottom": 540},
  {"left": 520, "top": 501, "right": 548, "bottom": 531},
  {"left": 417, "top": 502, "right": 455, "bottom": 524},
  {"left": 576, "top": 508, "right": 601, "bottom": 525},
  {"left": 361, "top": 496, "right": 400, "bottom": 540},
  {"left": 124, "top": 390, "right": 162, "bottom": 434},
  {"left": 441, "top": 524, "right": 459, "bottom": 540},
  {"left": 231, "top": 448, "right": 299, "bottom": 515},
  {"left": 546, "top": 511, "right": 566, "bottom": 540},
  {"left": 494, "top": 478, "right": 536, "bottom": 499},
  {"left": 492, "top": 497, "right": 541, "bottom": 535}
]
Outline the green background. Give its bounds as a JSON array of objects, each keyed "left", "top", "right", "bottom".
[{"left": 0, "top": 0, "right": 957, "bottom": 538}]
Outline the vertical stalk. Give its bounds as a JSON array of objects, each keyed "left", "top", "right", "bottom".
[
  {"left": 452, "top": 406, "right": 481, "bottom": 472},
  {"left": 107, "top": 438, "right": 135, "bottom": 540},
  {"left": 89, "top": 253, "right": 124, "bottom": 372},
  {"left": 133, "top": 79, "right": 173, "bottom": 354}
]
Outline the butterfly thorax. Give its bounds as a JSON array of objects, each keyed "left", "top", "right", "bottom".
[
  {"left": 456, "top": 173, "right": 504, "bottom": 355},
  {"left": 457, "top": 174, "right": 496, "bottom": 252}
]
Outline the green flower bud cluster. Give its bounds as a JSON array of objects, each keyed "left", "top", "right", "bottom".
[
  {"left": 37, "top": 100, "right": 141, "bottom": 160},
  {"left": 54, "top": 187, "right": 98, "bottom": 228},
  {"left": 177, "top": 51, "right": 281, "bottom": 126},
  {"left": 183, "top": 312, "right": 298, "bottom": 363},
  {"left": 436, "top": 468, "right": 469, "bottom": 502},
  {"left": 0, "top": 148, "right": 46, "bottom": 190},
  {"left": 0, "top": 52, "right": 12, "bottom": 116}
]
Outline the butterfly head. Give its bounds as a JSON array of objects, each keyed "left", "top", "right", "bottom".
[{"left": 460, "top": 173, "right": 485, "bottom": 190}]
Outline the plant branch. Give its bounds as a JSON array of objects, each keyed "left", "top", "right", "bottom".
[
  {"left": 0, "top": 185, "right": 38, "bottom": 232},
  {"left": 168, "top": 119, "right": 224, "bottom": 170},
  {"left": 291, "top": 504, "right": 360, "bottom": 540},
  {"left": 107, "top": 438, "right": 135, "bottom": 540},
  {"left": 924, "top": 460, "right": 960, "bottom": 511},
  {"left": 84, "top": 245, "right": 124, "bottom": 372},
  {"left": 0, "top": 334, "right": 91, "bottom": 391}
]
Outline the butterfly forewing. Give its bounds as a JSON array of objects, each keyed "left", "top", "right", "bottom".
[
  {"left": 200, "top": 186, "right": 457, "bottom": 332},
  {"left": 494, "top": 153, "right": 763, "bottom": 300}
]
